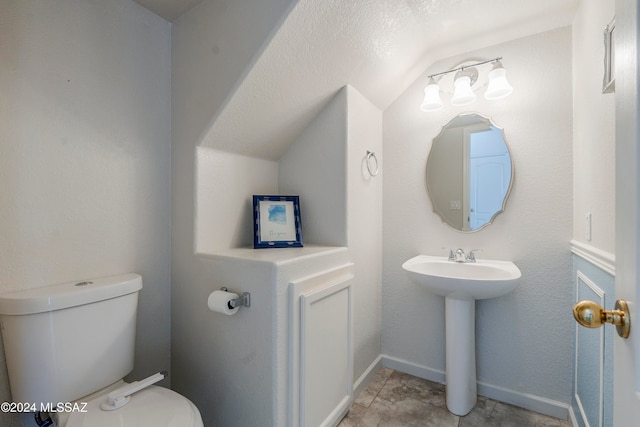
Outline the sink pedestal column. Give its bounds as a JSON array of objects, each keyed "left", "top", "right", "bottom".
[{"left": 445, "top": 298, "right": 477, "bottom": 416}]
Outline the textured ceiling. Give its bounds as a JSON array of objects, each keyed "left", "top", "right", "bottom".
[
  {"left": 136, "top": 0, "right": 580, "bottom": 160},
  {"left": 200, "top": 0, "right": 580, "bottom": 160},
  {"left": 132, "top": 0, "right": 204, "bottom": 21}
]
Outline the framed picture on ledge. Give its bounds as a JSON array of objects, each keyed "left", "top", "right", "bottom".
[{"left": 253, "top": 195, "right": 303, "bottom": 248}]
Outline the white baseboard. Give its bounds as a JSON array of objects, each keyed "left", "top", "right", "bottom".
[
  {"left": 477, "top": 380, "right": 569, "bottom": 420},
  {"left": 568, "top": 404, "right": 579, "bottom": 426},
  {"left": 352, "top": 355, "right": 383, "bottom": 398},
  {"left": 376, "top": 354, "right": 569, "bottom": 421},
  {"left": 381, "top": 354, "right": 445, "bottom": 384}
]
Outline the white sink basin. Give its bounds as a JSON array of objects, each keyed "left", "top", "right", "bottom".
[
  {"left": 402, "top": 255, "right": 521, "bottom": 300},
  {"left": 402, "top": 254, "right": 522, "bottom": 416}
]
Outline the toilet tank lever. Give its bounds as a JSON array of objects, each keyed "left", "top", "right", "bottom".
[{"left": 100, "top": 371, "right": 167, "bottom": 411}]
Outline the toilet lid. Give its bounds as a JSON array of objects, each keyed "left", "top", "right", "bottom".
[{"left": 62, "top": 385, "right": 203, "bottom": 427}]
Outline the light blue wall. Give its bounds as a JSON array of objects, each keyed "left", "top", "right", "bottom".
[{"left": 572, "top": 255, "right": 614, "bottom": 427}]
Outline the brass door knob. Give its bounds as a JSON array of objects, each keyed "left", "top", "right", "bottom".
[{"left": 573, "top": 299, "right": 630, "bottom": 339}]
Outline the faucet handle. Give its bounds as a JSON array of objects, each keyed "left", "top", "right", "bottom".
[
  {"left": 442, "top": 247, "right": 456, "bottom": 261},
  {"left": 466, "top": 249, "right": 482, "bottom": 262}
]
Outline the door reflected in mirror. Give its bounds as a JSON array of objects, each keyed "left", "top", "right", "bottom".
[{"left": 426, "top": 113, "right": 513, "bottom": 232}]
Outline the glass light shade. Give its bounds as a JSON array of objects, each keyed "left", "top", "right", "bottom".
[
  {"left": 451, "top": 75, "right": 476, "bottom": 106},
  {"left": 420, "top": 81, "right": 443, "bottom": 112},
  {"left": 485, "top": 66, "right": 513, "bottom": 100}
]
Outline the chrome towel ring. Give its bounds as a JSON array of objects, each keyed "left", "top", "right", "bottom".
[{"left": 366, "top": 150, "right": 379, "bottom": 177}]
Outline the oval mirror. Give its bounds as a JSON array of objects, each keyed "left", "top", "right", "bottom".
[{"left": 426, "top": 113, "right": 513, "bottom": 232}]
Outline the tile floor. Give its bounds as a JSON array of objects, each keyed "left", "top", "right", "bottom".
[{"left": 338, "top": 368, "right": 571, "bottom": 427}]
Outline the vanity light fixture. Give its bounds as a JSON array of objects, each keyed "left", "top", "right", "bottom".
[
  {"left": 451, "top": 67, "right": 478, "bottom": 106},
  {"left": 420, "top": 77, "right": 444, "bottom": 111},
  {"left": 484, "top": 60, "right": 513, "bottom": 100},
  {"left": 420, "top": 57, "right": 512, "bottom": 112}
]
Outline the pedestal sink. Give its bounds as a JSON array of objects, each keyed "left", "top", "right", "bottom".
[{"left": 402, "top": 254, "right": 521, "bottom": 416}]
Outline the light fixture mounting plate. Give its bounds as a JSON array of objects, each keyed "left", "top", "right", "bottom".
[{"left": 455, "top": 67, "right": 479, "bottom": 86}]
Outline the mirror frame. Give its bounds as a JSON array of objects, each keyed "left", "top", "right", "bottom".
[{"left": 426, "top": 112, "right": 514, "bottom": 232}]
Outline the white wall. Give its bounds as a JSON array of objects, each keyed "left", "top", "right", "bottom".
[
  {"left": 345, "top": 87, "right": 383, "bottom": 382},
  {"left": 383, "top": 27, "right": 574, "bottom": 414},
  {"left": 196, "top": 148, "right": 278, "bottom": 252},
  {"left": 572, "top": 0, "right": 615, "bottom": 254},
  {"left": 171, "top": 3, "right": 293, "bottom": 422},
  {"left": 171, "top": 0, "right": 293, "bottom": 262},
  {"left": 0, "top": 0, "right": 171, "bottom": 425},
  {"left": 279, "top": 84, "right": 383, "bottom": 410},
  {"left": 171, "top": 0, "right": 294, "bottom": 152},
  {"left": 178, "top": 84, "right": 383, "bottom": 426},
  {"left": 280, "top": 84, "right": 384, "bottom": 387},
  {"left": 174, "top": 3, "right": 384, "bottom": 420},
  {"left": 279, "top": 89, "right": 348, "bottom": 246}
]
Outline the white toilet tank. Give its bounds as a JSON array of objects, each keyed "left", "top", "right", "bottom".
[{"left": 0, "top": 274, "right": 143, "bottom": 405}]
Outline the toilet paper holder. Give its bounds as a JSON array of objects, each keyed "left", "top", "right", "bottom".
[{"left": 220, "top": 287, "right": 251, "bottom": 309}]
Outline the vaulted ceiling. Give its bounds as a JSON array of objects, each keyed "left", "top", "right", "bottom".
[
  {"left": 135, "top": 0, "right": 580, "bottom": 160},
  {"left": 132, "top": 0, "right": 204, "bottom": 22}
]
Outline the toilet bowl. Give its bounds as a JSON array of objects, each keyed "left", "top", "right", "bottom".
[
  {"left": 53, "top": 380, "right": 203, "bottom": 427},
  {"left": 0, "top": 274, "right": 203, "bottom": 427}
]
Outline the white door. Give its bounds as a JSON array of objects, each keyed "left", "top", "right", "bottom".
[
  {"left": 464, "top": 125, "right": 511, "bottom": 230},
  {"left": 614, "top": 0, "right": 640, "bottom": 423},
  {"left": 468, "top": 150, "right": 511, "bottom": 229}
]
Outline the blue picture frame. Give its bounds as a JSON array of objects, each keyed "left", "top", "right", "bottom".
[{"left": 253, "top": 195, "right": 303, "bottom": 249}]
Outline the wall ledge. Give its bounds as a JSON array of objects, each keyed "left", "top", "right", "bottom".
[
  {"left": 197, "top": 244, "right": 347, "bottom": 267},
  {"left": 570, "top": 240, "right": 615, "bottom": 276}
]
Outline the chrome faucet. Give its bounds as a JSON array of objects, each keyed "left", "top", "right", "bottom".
[
  {"left": 447, "top": 248, "right": 480, "bottom": 263},
  {"left": 447, "top": 249, "right": 456, "bottom": 262},
  {"left": 466, "top": 249, "right": 480, "bottom": 263}
]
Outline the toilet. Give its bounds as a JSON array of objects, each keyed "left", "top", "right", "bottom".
[{"left": 0, "top": 274, "right": 203, "bottom": 427}]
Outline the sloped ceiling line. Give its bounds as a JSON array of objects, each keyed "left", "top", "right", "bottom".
[{"left": 172, "top": 0, "right": 580, "bottom": 161}]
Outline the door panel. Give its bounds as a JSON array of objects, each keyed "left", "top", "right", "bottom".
[{"left": 614, "top": 0, "right": 640, "bottom": 423}]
